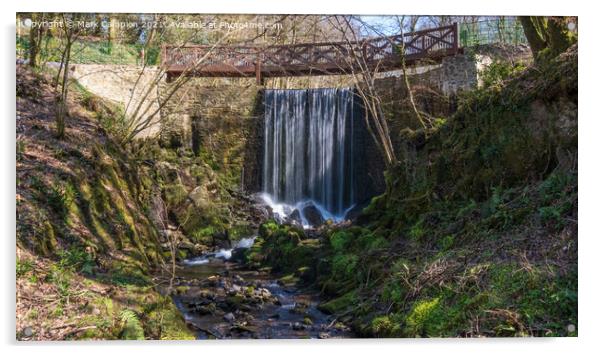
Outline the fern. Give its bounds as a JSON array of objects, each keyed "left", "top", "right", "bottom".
[{"left": 119, "top": 309, "right": 144, "bottom": 340}]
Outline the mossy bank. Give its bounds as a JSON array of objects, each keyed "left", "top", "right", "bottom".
[
  {"left": 16, "top": 66, "right": 195, "bottom": 340},
  {"left": 245, "top": 45, "right": 577, "bottom": 338}
]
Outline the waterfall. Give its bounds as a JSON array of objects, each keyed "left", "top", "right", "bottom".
[{"left": 262, "top": 88, "right": 357, "bottom": 222}]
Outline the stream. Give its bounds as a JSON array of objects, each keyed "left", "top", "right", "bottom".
[
  {"left": 169, "top": 238, "right": 352, "bottom": 339},
  {"left": 167, "top": 87, "right": 361, "bottom": 339}
]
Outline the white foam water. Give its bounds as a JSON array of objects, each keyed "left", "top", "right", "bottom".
[
  {"left": 182, "top": 237, "right": 256, "bottom": 266},
  {"left": 259, "top": 193, "right": 355, "bottom": 228},
  {"left": 182, "top": 257, "right": 210, "bottom": 266}
]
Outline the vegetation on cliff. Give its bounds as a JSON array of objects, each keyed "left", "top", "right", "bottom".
[
  {"left": 16, "top": 63, "right": 262, "bottom": 340},
  {"left": 248, "top": 45, "right": 577, "bottom": 337},
  {"left": 16, "top": 66, "right": 194, "bottom": 340}
]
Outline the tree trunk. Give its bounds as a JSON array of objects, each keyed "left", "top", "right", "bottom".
[
  {"left": 55, "top": 96, "right": 67, "bottom": 139},
  {"left": 547, "top": 17, "right": 572, "bottom": 55},
  {"left": 519, "top": 16, "right": 547, "bottom": 57},
  {"left": 109, "top": 17, "right": 120, "bottom": 44},
  {"left": 56, "top": 38, "right": 72, "bottom": 139},
  {"left": 28, "top": 14, "right": 40, "bottom": 67},
  {"left": 94, "top": 15, "right": 104, "bottom": 36}
]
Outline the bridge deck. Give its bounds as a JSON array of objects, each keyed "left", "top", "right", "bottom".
[{"left": 162, "top": 23, "right": 460, "bottom": 83}]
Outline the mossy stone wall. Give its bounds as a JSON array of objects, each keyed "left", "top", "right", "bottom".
[{"left": 160, "top": 78, "right": 263, "bottom": 192}]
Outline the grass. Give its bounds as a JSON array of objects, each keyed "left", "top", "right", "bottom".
[
  {"left": 16, "top": 259, "right": 34, "bottom": 278},
  {"left": 361, "top": 171, "right": 577, "bottom": 337},
  {"left": 57, "top": 247, "right": 96, "bottom": 275}
]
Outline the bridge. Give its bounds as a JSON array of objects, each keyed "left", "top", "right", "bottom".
[{"left": 162, "top": 23, "right": 461, "bottom": 84}]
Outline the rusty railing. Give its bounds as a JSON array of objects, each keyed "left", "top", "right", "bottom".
[{"left": 162, "top": 23, "right": 459, "bottom": 82}]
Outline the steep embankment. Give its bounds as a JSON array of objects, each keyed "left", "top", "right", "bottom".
[
  {"left": 16, "top": 66, "right": 194, "bottom": 340},
  {"left": 248, "top": 45, "right": 577, "bottom": 337}
]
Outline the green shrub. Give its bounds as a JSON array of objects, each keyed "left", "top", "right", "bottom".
[
  {"left": 107, "top": 264, "right": 151, "bottom": 287},
  {"left": 357, "top": 233, "right": 388, "bottom": 251},
  {"left": 16, "top": 259, "right": 34, "bottom": 277},
  {"left": 45, "top": 182, "right": 76, "bottom": 221},
  {"left": 538, "top": 173, "right": 574, "bottom": 203},
  {"left": 408, "top": 218, "right": 426, "bottom": 241},
  {"left": 259, "top": 220, "right": 280, "bottom": 238},
  {"left": 371, "top": 315, "right": 402, "bottom": 337},
  {"left": 330, "top": 230, "right": 352, "bottom": 252},
  {"left": 538, "top": 205, "right": 563, "bottom": 224},
  {"left": 47, "top": 264, "right": 73, "bottom": 302},
  {"left": 480, "top": 61, "right": 527, "bottom": 89},
  {"left": 404, "top": 297, "right": 442, "bottom": 337},
  {"left": 382, "top": 280, "right": 406, "bottom": 305},
  {"left": 331, "top": 254, "right": 358, "bottom": 280},
  {"left": 163, "top": 183, "right": 188, "bottom": 208},
  {"left": 437, "top": 235, "right": 455, "bottom": 251},
  {"left": 190, "top": 225, "right": 216, "bottom": 244},
  {"left": 58, "top": 247, "right": 95, "bottom": 275}
]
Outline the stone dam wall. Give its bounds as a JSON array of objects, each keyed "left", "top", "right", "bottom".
[{"left": 69, "top": 45, "right": 532, "bottom": 198}]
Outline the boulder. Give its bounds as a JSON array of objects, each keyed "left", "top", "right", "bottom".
[
  {"left": 344, "top": 202, "right": 368, "bottom": 222},
  {"left": 227, "top": 284, "right": 242, "bottom": 296},
  {"left": 285, "top": 209, "right": 303, "bottom": 227},
  {"left": 302, "top": 204, "right": 325, "bottom": 227},
  {"left": 195, "top": 303, "right": 216, "bottom": 315},
  {"left": 250, "top": 193, "right": 268, "bottom": 205},
  {"left": 251, "top": 204, "right": 271, "bottom": 223},
  {"left": 22, "top": 327, "right": 33, "bottom": 338},
  {"left": 292, "top": 322, "right": 306, "bottom": 331},
  {"left": 178, "top": 238, "right": 195, "bottom": 250},
  {"left": 223, "top": 312, "right": 236, "bottom": 323},
  {"left": 212, "top": 231, "right": 231, "bottom": 249},
  {"left": 229, "top": 247, "right": 247, "bottom": 263},
  {"left": 259, "top": 288, "right": 271, "bottom": 298}
]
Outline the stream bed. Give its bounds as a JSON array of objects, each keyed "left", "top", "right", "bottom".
[{"left": 169, "top": 239, "right": 353, "bottom": 339}]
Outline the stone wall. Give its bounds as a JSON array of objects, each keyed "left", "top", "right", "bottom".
[
  {"left": 377, "top": 44, "right": 533, "bottom": 95},
  {"left": 441, "top": 44, "right": 532, "bottom": 93},
  {"left": 70, "top": 43, "right": 532, "bottom": 201},
  {"left": 358, "top": 44, "right": 532, "bottom": 197},
  {"left": 354, "top": 74, "right": 458, "bottom": 200},
  {"left": 378, "top": 54, "right": 491, "bottom": 95},
  {"left": 160, "top": 77, "right": 263, "bottom": 192},
  {"left": 439, "top": 54, "right": 482, "bottom": 94},
  {"left": 70, "top": 69, "right": 264, "bottom": 193},
  {"left": 70, "top": 64, "right": 162, "bottom": 138},
  {"left": 157, "top": 68, "right": 459, "bottom": 202}
]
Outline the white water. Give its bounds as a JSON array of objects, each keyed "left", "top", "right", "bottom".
[
  {"left": 262, "top": 88, "right": 357, "bottom": 223},
  {"left": 182, "top": 237, "right": 256, "bottom": 266},
  {"left": 259, "top": 193, "right": 354, "bottom": 228}
]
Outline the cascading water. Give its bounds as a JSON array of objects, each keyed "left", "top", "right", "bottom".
[{"left": 262, "top": 88, "right": 358, "bottom": 225}]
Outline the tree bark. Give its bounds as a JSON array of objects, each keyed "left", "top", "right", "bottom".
[
  {"left": 55, "top": 14, "right": 77, "bottom": 139},
  {"left": 547, "top": 17, "right": 572, "bottom": 55},
  {"left": 56, "top": 42, "right": 71, "bottom": 139},
  {"left": 519, "top": 16, "right": 547, "bottom": 57},
  {"left": 28, "top": 14, "right": 42, "bottom": 67}
]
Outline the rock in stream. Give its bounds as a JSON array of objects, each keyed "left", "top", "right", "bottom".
[{"left": 170, "top": 243, "right": 352, "bottom": 339}]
